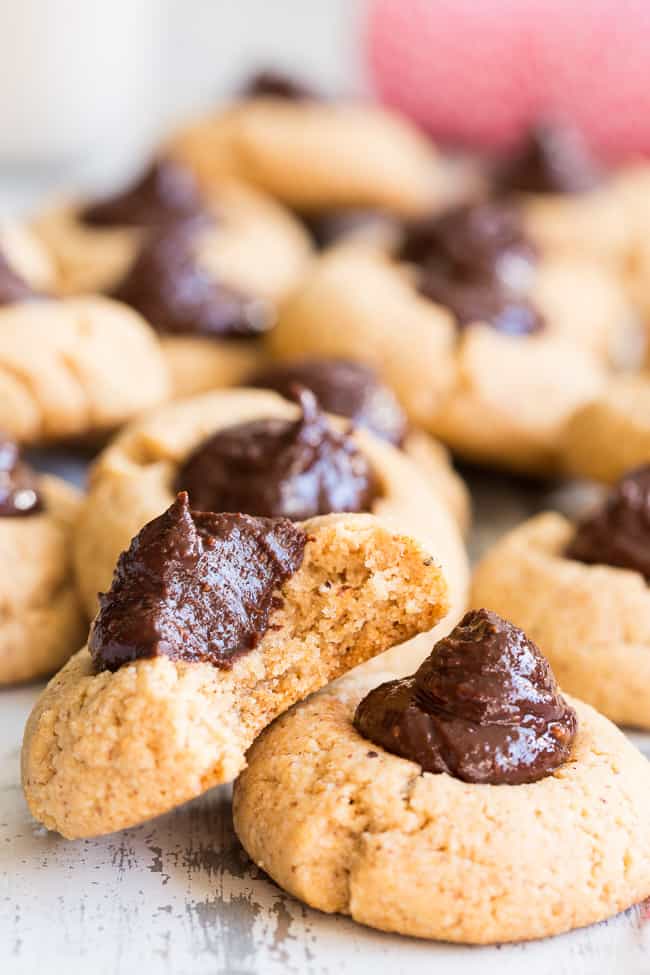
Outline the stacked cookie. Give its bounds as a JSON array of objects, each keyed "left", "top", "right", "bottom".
[{"left": 5, "top": 71, "right": 650, "bottom": 948}]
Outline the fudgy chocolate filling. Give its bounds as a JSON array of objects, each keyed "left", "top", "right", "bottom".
[
  {"left": 0, "top": 250, "right": 40, "bottom": 306},
  {"left": 0, "top": 439, "right": 43, "bottom": 516},
  {"left": 112, "top": 220, "right": 272, "bottom": 339},
  {"left": 89, "top": 492, "right": 306, "bottom": 672},
  {"left": 566, "top": 465, "right": 650, "bottom": 580},
  {"left": 176, "top": 387, "right": 379, "bottom": 520},
  {"left": 496, "top": 123, "right": 602, "bottom": 196},
  {"left": 81, "top": 159, "right": 206, "bottom": 228},
  {"left": 354, "top": 608, "right": 577, "bottom": 785},
  {"left": 399, "top": 202, "right": 544, "bottom": 336},
  {"left": 248, "top": 358, "right": 408, "bottom": 446}
]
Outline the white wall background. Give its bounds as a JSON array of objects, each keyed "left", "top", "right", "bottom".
[{"left": 0, "top": 0, "right": 367, "bottom": 203}]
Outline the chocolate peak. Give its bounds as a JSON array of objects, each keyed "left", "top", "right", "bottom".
[
  {"left": 89, "top": 492, "right": 306, "bottom": 672},
  {"left": 354, "top": 608, "right": 577, "bottom": 785},
  {"left": 0, "top": 250, "right": 40, "bottom": 307},
  {"left": 400, "top": 201, "right": 537, "bottom": 282},
  {"left": 0, "top": 438, "right": 43, "bottom": 516},
  {"left": 241, "top": 69, "right": 317, "bottom": 101},
  {"left": 112, "top": 220, "right": 272, "bottom": 340},
  {"left": 248, "top": 358, "right": 408, "bottom": 446},
  {"left": 566, "top": 465, "right": 650, "bottom": 580},
  {"left": 81, "top": 159, "right": 206, "bottom": 228},
  {"left": 398, "top": 202, "right": 544, "bottom": 336},
  {"left": 176, "top": 387, "right": 379, "bottom": 520},
  {"left": 497, "top": 123, "right": 602, "bottom": 196}
]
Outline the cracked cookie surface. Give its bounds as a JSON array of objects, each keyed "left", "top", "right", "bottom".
[{"left": 233, "top": 670, "right": 650, "bottom": 943}]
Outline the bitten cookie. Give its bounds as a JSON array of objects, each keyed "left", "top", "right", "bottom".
[
  {"left": 471, "top": 467, "right": 650, "bottom": 727},
  {"left": 73, "top": 388, "right": 469, "bottom": 674},
  {"left": 234, "top": 609, "right": 650, "bottom": 943},
  {"left": 0, "top": 440, "right": 85, "bottom": 684},
  {"left": 269, "top": 234, "right": 607, "bottom": 473},
  {"left": 22, "top": 498, "right": 449, "bottom": 838},
  {"left": 562, "top": 375, "right": 650, "bottom": 484},
  {"left": 168, "top": 92, "right": 447, "bottom": 217}
]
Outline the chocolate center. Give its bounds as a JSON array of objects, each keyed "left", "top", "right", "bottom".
[
  {"left": 0, "top": 250, "right": 40, "bottom": 306},
  {"left": 89, "top": 492, "right": 306, "bottom": 672},
  {"left": 399, "top": 202, "right": 544, "bottom": 335},
  {"left": 0, "top": 439, "right": 43, "bottom": 517},
  {"left": 81, "top": 159, "right": 206, "bottom": 228},
  {"left": 496, "top": 124, "right": 602, "bottom": 196},
  {"left": 248, "top": 358, "right": 408, "bottom": 446},
  {"left": 354, "top": 608, "right": 577, "bottom": 785},
  {"left": 566, "top": 465, "right": 650, "bottom": 580},
  {"left": 176, "top": 387, "right": 379, "bottom": 520},
  {"left": 112, "top": 220, "right": 272, "bottom": 340}
]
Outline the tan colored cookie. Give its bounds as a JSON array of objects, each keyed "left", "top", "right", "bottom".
[
  {"left": 433, "top": 325, "right": 604, "bottom": 473},
  {"left": 160, "top": 336, "right": 267, "bottom": 399},
  {"left": 0, "top": 474, "right": 86, "bottom": 684},
  {"left": 233, "top": 672, "right": 650, "bottom": 943},
  {"left": 73, "top": 389, "right": 469, "bottom": 674},
  {"left": 531, "top": 256, "right": 643, "bottom": 369},
  {"left": 269, "top": 248, "right": 605, "bottom": 473},
  {"left": 0, "top": 219, "right": 56, "bottom": 291},
  {"left": 33, "top": 181, "right": 311, "bottom": 300},
  {"left": 23, "top": 512, "right": 449, "bottom": 838},
  {"left": 470, "top": 512, "right": 650, "bottom": 728},
  {"left": 169, "top": 99, "right": 447, "bottom": 216},
  {"left": 520, "top": 184, "right": 630, "bottom": 268},
  {"left": 269, "top": 248, "right": 458, "bottom": 429},
  {"left": 401, "top": 430, "right": 471, "bottom": 535},
  {"left": 0, "top": 297, "right": 169, "bottom": 444},
  {"left": 561, "top": 376, "right": 650, "bottom": 483}
]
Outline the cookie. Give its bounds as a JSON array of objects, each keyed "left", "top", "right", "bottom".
[
  {"left": 0, "top": 295, "right": 169, "bottom": 444},
  {"left": 0, "top": 219, "right": 56, "bottom": 293},
  {"left": 234, "top": 610, "right": 650, "bottom": 943},
  {"left": 168, "top": 97, "right": 447, "bottom": 217},
  {"left": 496, "top": 125, "right": 630, "bottom": 268},
  {"left": 73, "top": 388, "right": 469, "bottom": 676},
  {"left": 269, "top": 244, "right": 606, "bottom": 473},
  {"left": 22, "top": 498, "right": 449, "bottom": 838},
  {"left": 248, "top": 357, "right": 471, "bottom": 533},
  {"left": 562, "top": 375, "right": 650, "bottom": 484},
  {"left": 0, "top": 441, "right": 85, "bottom": 684},
  {"left": 470, "top": 472, "right": 650, "bottom": 727}
]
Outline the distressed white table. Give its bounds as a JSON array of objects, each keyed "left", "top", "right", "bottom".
[{"left": 2, "top": 466, "right": 649, "bottom": 975}]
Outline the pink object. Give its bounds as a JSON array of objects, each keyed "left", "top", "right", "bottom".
[{"left": 366, "top": 0, "right": 650, "bottom": 158}]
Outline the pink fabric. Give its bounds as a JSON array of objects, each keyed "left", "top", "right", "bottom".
[{"left": 366, "top": 0, "right": 650, "bottom": 157}]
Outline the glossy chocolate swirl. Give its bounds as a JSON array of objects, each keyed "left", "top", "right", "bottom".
[
  {"left": 354, "top": 608, "right": 577, "bottom": 785},
  {"left": 90, "top": 492, "right": 306, "bottom": 672},
  {"left": 566, "top": 465, "right": 650, "bottom": 580},
  {"left": 0, "top": 439, "right": 43, "bottom": 516},
  {"left": 176, "top": 387, "right": 379, "bottom": 520},
  {"left": 81, "top": 159, "right": 205, "bottom": 228},
  {"left": 249, "top": 358, "right": 408, "bottom": 446},
  {"left": 112, "top": 220, "right": 272, "bottom": 339},
  {"left": 399, "top": 202, "right": 544, "bottom": 335}
]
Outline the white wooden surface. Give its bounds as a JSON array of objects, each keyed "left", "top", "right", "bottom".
[{"left": 2, "top": 469, "right": 650, "bottom": 975}]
